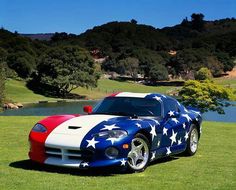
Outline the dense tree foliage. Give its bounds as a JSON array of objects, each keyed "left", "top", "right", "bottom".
[
  {"left": 0, "top": 13, "right": 235, "bottom": 97},
  {"left": 179, "top": 80, "right": 235, "bottom": 114},
  {"left": 0, "top": 47, "right": 7, "bottom": 105},
  {"left": 32, "top": 46, "right": 99, "bottom": 97}
]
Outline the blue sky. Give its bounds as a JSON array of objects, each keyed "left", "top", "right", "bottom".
[{"left": 1, "top": 0, "right": 236, "bottom": 34}]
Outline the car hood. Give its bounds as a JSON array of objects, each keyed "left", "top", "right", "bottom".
[{"left": 44, "top": 114, "right": 158, "bottom": 149}]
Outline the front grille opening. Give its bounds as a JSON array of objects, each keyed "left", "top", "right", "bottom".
[
  {"left": 45, "top": 147, "right": 61, "bottom": 153},
  {"left": 44, "top": 146, "right": 94, "bottom": 161},
  {"left": 67, "top": 149, "right": 81, "bottom": 154}
]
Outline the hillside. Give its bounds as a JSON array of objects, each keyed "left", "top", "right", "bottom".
[
  {"left": 20, "top": 33, "right": 54, "bottom": 41},
  {"left": 1, "top": 14, "right": 236, "bottom": 102}
]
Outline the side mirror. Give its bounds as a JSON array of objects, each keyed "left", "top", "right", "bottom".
[
  {"left": 83, "top": 105, "right": 93, "bottom": 114},
  {"left": 165, "top": 111, "right": 180, "bottom": 119}
]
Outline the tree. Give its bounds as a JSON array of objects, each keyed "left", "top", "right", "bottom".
[
  {"left": 149, "top": 64, "right": 169, "bottom": 81},
  {"left": 191, "top": 13, "right": 205, "bottom": 31},
  {"left": 0, "top": 47, "right": 7, "bottom": 106},
  {"left": 130, "top": 19, "right": 138, "bottom": 24},
  {"left": 215, "top": 52, "right": 235, "bottom": 72},
  {"left": 179, "top": 80, "right": 235, "bottom": 114},
  {"left": 117, "top": 57, "right": 139, "bottom": 79},
  {"left": 35, "top": 46, "right": 99, "bottom": 97},
  {"left": 195, "top": 67, "right": 212, "bottom": 80},
  {"left": 7, "top": 51, "right": 36, "bottom": 78}
]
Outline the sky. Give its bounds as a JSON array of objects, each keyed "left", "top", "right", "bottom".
[{"left": 0, "top": 0, "right": 236, "bottom": 34}]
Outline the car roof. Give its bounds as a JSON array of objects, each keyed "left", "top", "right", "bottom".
[{"left": 107, "top": 92, "right": 171, "bottom": 99}]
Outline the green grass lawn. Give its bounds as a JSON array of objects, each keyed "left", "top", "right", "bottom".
[
  {"left": 5, "top": 79, "right": 176, "bottom": 102},
  {"left": 214, "top": 78, "right": 236, "bottom": 91},
  {"left": 0, "top": 116, "right": 235, "bottom": 190},
  {"left": 5, "top": 79, "right": 58, "bottom": 103},
  {"left": 5, "top": 77, "right": 236, "bottom": 103},
  {"left": 73, "top": 79, "right": 175, "bottom": 99}
]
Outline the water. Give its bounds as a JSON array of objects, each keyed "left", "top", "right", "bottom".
[
  {"left": 0, "top": 101, "right": 98, "bottom": 116},
  {"left": 0, "top": 100, "right": 236, "bottom": 123}
]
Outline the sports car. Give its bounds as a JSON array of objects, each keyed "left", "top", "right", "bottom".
[{"left": 28, "top": 92, "right": 202, "bottom": 172}]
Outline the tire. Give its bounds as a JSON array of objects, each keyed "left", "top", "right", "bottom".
[
  {"left": 127, "top": 133, "right": 150, "bottom": 172},
  {"left": 185, "top": 124, "right": 199, "bottom": 156}
]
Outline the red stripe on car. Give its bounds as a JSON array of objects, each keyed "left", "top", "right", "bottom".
[{"left": 28, "top": 115, "right": 79, "bottom": 163}]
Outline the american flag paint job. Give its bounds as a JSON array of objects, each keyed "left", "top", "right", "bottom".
[{"left": 28, "top": 92, "right": 202, "bottom": 170}]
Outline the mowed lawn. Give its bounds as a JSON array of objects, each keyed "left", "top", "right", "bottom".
[
  {"left": 0, "top": 116, "right": 235, "bottom": 190},
  {"left": 73, "top": 79, "right": 175, "bottom": 99},
  {"left": 5, "top": 79, "right": 58, "bottom": 103},
  {"left": 5, "top": 79, "right": 175, "bottom": 102}
]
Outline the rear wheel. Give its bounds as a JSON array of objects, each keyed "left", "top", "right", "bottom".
[
  {"left": 127, "top": 133, "right": 150, "bottom": 172},
  {"left": 185, "top": 125, "right": 199, "bottom": 156}
]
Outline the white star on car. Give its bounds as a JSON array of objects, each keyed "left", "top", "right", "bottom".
[
  {"left": 101, "top": 124, "right": 120, "bottom": 131},
  {"left": 168, "top": 110, "right": 175, "bottom": 117},
  {"left": 153, "top": 96, "right": 162, "bottom": 101},
  {"left": 182, "top": 114, "right": 192, "bottom": 122},
  {"left": 135, "top": 123, "right": 142, "bottom": 128},
  {"left": 177, "top": 138, "right": 182, "bottom": 145},
  {"left": 166, "top": 147, "right": 171, "bottom": 155},
  {"left": 107, "top": 137, "right": 116, "bottom": 145},
  {"left": 184, "top": 132, "right": 189, "bottom": 141},
  {"left": 161, "top": 94, "right": 167, "bottom": 98},
  {"left": 163, "top": 127, "right": 168, "bottom": 136},
  {"left": 86, "top": 137, "right": 99, "bottom": 149},
  {"left": 81, "top": 162, "right": 89, "bottom": 167},
  {"left": 120, "top": 158, "right": 126, "bottom": 166},
  {"left": 182, "top": 123, "right": 186, "bottom": 129},
  {"left": 151, "top": 152, "right": 156, "bottom": 161},
  {"left": 169, "top": 130, "right": 177, "bottom": 146},
  {"left": 171, "top": 118, "right": 179, "bottom": 124},
  {"left": 150, "top": 124, "right": 157, "bottom": 140},
  {"left": 184, "top": 107, "right": 189, "bottom": 113}
]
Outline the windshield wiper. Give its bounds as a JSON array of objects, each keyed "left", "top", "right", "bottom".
[{"left": 92, "top": 111, "right": 138, "bottom": 118}]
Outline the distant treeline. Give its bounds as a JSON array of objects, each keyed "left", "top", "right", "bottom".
[{"left": 0, "top": 13, "right": 236, "bottom": 98}]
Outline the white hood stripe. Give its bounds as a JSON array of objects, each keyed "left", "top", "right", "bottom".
[{"left": 45, "top": 115, "right": 118, "bottom": 149}]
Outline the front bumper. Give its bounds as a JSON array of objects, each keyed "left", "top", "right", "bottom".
[{"left": 29, "top": 134, "right": 131, "bottom": 169}]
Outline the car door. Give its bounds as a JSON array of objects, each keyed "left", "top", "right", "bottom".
[{"left": 159, "top": 99, "right": 186, "bottom": 151}]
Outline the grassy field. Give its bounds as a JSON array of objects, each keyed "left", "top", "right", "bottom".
[
  {"left": 5, "top": 79, "right": 176, "bottom": 102},
  {"left": 5, "top": 79, "right": 58, "bottom": 103},
  {"left": 73, "top": 79, "right": 175, "bottom": 99},
  {"left": 214, "top": 77, "right": 236, "bottom": 91},
  {"left": 5, "top": 77, "right": 236, "bottom": 103},
  {"left": 0, "top": 116, "right": 235, "bottom": 190}
]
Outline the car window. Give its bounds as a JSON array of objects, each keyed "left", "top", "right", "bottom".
[
  {"left": 164, "top": 99, "right": 180, "bottom": 115},
  {"left": 93, "top": 97, "right": 162, "bottom": 117}
]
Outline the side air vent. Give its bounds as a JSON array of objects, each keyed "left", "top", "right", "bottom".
[{"left": 68, "top": 126, "right": 81, "bottom": 129}]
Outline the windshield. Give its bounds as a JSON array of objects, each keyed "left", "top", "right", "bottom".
[{"left": 93, "top": 97, "right": 162, "bottom": 117}]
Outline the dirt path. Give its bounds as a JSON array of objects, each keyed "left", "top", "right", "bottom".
[{"left": 225, "top": 66, "right": 236, "bottom": 78}]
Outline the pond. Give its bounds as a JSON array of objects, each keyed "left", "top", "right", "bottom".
[{"left": 0, "top": 100, "right": 236, "bottom": 123}]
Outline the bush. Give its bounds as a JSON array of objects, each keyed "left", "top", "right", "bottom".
[
  {"left": 195, "top": 67, "right": 212, "bottom": 80},
  {"left": 179, "top": 80, "right": 235, "bottom": 114}
]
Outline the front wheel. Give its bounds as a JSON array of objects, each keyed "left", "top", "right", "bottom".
[
  {"left": 185, "top": 125, "right": 199, "bottom": 156},
  {"left": 127, "top": 133, "right": 150, "bottom": 172}
]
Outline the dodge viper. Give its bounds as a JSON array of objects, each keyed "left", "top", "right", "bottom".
[{"left": 28, "top": 92, "right": 202, "bottom": 172}]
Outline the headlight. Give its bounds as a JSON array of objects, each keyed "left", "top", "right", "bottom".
[
  {"left": 32, "top": 123, "right": 47, "bottom": 133},
  {"left": 94, "top": 130, "right": 127, "bottom": 139}
]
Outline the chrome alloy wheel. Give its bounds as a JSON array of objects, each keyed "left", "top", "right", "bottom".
[
  {"left": 190, "top": 128, "right": 199, "bottom": 153},
  {"left": 127, "top": 137, "right": 149, "bottom": 171}
]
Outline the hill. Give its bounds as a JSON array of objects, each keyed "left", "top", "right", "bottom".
[{"left": 20, "top": 33, "right": 54, "bottom": 41}]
